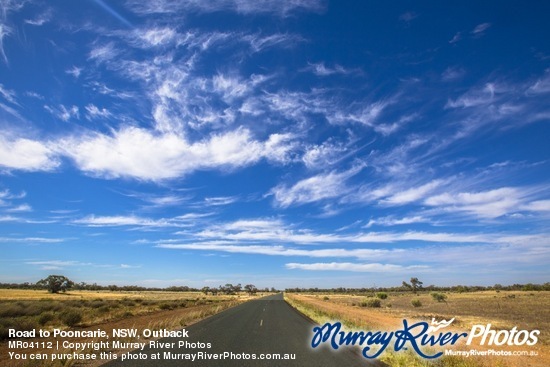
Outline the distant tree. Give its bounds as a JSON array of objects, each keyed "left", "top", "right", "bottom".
[
  {"left": 201, "top": 286, "right": 210, "bottom": 295},
  {"left": 244, "top": 284, "right": 257, "bottom": 295},
  {"left": 37, "top": 275, "right": 74, "bottom": 294},
  {"left": 402, "top": 277, "right": 423, "bottom": 294}
]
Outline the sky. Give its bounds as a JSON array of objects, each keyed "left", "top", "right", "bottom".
[{"left": 0, "top": 0, "right": 549, "bottom": 289}]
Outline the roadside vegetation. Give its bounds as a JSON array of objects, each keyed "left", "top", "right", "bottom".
[
  {"left": 0, "top": 276, "right": 273, "bottom": 367},
  {"left": 285, "top": 280, "right": 550, "bottom": 367}
]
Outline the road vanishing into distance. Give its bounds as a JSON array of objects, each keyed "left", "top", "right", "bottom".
[{"left": 105, "top": 293, "right": 384, "bottom": 366}]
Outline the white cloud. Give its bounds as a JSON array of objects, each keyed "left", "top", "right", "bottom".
[
  {"left": 85, "top": 104, "right": 111, "bottom": 119},
  {"left": 302, "top": 140, "right": 347, "bottom": 169},
  {"left": 59, "top": 127, "right": 296, "bottom": 181},
  {"left": 0, "top": 136, "right": 59, "bottom": 171},
  {"left": 527, "top": 70, "right": 550, "bottom": 94},
  {"left": 441, "top": 66, "right": 466, "bottom": 82},
  {"left": 0, "top": 24, "right": 12, "bottom": 64},
  {"left": 471, "top": 23, "right": 491, "bottom": 36},
  {"left": 520, "top": 200, "right": 550, "bottom": 212},
  {"left": 0, "top": 83, "right": 17, "bottom": 104},
  {"left": 424, "top": 187, "right": 527, "bottom": 219},
  {"left": 271, "top": 168, "right": 359, "bottom": 208},
  {"left": 137, "top": 27, "right": 177, "bottom": 47},
  {"left": 446, "top": 83, "right": 497, "bottom": 108},
  {"left": 88, "top": 42, "right": 120, "bottom": 63},
  {"left": 5, "top": 204, "right": 32, "bottom": 212},
  {"left": 126, "top": 0, "right": 325, "bottom": 16},
  {"left": 399, "top": 11, "right": 418, "bottom": 23},
  {"left": 158, "top": 234, "right": 549, "bottom": 270},
  {"left": 44, "top": 104, "right": 79, "bottom": 122},
  {"left": 305, "top": 62, "right": 354, "bottom": 76},
  {"left": 286, "top": 262, "right": 422, "bottom": 272},
  {"left": 449, "top": 32, "right": 461, "bottom": 44},
  {"left": 0, "top": 237, "right": 64, "bottom": 243},
  {"left": 365, "top": 216, "right": 429, "bottom": 228},
  {"left": 329, "top": 101, "right": 389, "bottom": 127},
  {"left": 382, "top": 180, "right": 443, "bottom": 206},
  {"left": 204, "top": 196, "right": 238, "bottom": 206},
  {"left": 158, "top": 242, "right": 396, "bottom": 259},
  {"left": 72, "top": 214, "right": 206, "bottom": 228},
  {"left": 196, "top": 218, "right": 341, "bottom": 244},
  {"left": 65, "top": 66, "right": 82, "bottom": 78}
]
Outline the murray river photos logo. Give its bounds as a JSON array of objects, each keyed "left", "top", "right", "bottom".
[{"left": 311, "top": 318, "right": 540, "bottom": 359}]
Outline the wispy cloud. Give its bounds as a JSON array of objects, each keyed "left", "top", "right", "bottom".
[
  {"left": 382, "top": 179, "right": 444, "bottom": 206},
  {"left": 286, "top": 262, "right": 424, "bottom": 272},
  {"left": 424, "top": 187, "right": 541, "bottom": 219},
  {"left": 270, "top": 167, "right": 361, "bottom": 208},
  {"left": 471, "top": 22, "right": 491, "bottom": 37},
  {"left": 126, "top": 0, "right": 326, "bottom": 17},
  {"left": 365, "top": 216, "right": 429, "bottom": 228},
  {"left": 527, "top": 69, "right": 550, "bottom": 94},
  {"left": 44, "top": 104, "right": 80, "bottom": 122},
  {"left": 85, "top": 104, "right": 112, "bottom": 120},
  {"left": 0, "top": 84, "right": 17, "bottom": 104},
  {"left": 441, "top": 66, "right": 466, "bottom": 82},
  {"left": 65, "top": 66, "right": 83, "bottom": 79},
  {"left": 72, "top": 213, "right": 208, "bottom": 228},
  {"left": 0, "top": 23, "right": 12, "bottom": 64},
  {"left": 304, "top": 62, "right": 358, "bottom": 76},
  {"left": 399, "top": 11, "right": 418, "bottom": 23},
  {"left": 0, "top": 237, "right": 64, "bottom": 244}
]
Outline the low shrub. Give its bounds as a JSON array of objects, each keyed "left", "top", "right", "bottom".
[
  {"left": 38, "top": 312, "right": 55, "bottom": 326},
  {"left": 431, "top": 292, "right": 448, "bottom": 303},
  {"left": 61, "top": 309, "right": 82, "bottom": 327},
  {"left": 360, "top": 299, "right": 381, "bottom": 308},
  {"left": 376, "top": 292, "right": 388, "bottom": 300},
  {"left": 411, "top": 299, "right": 422, "bottom": 307}
]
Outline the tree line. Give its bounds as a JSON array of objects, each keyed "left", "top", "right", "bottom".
[
  {"left": 285, "top": 282, "right": 550, "bottom": 293},
  {"left": 1, "top": 275, "right": 548, "bottom": 294},
  {"left": 0, "top": 275, "right": 278, "bottom": 294}
]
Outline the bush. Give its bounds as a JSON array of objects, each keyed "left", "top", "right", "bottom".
[
  {"left": 360, "top": 299, "right": 381, "bottom": 308},
  {"left": 431, "top": 292, "right": 448, "bottom": 303},
  {"left": 61, "top": 309, "right": 82, "bottom": 327},
  {"left": 38, "top": 312, "right": 55, "bottom": 326},
  {"left": 411, "top": 299, "right": 422, "bottom": 307},
  {"left": 323, "top": 296, "right": 330, "bottom": 301},
  {"left": 376, "top": 292, "right": 388, "bottom": 300},
  {"left": 158, "top": 303, "right": 173, "bottom": 310}
]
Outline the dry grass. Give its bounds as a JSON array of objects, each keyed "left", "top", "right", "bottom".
[
  {"left": 0, "top": 289, "right": 242, "bottom": 301},
  {"left": 0, "top": 290, "right": 260, "bottom": 367},
  {"left": 285, "top": 291, "right": 549, "bottom": 367}
]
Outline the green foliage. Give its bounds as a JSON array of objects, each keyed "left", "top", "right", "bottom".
[
  {"left": 38, "top": 312, "right": 55, "bottom": 326},
  {"left": 402, "top": 277, "right": 423, "bottom": 294},
  {"left": 431, "top": 292, "right": 448, "bottom": 302},
  {"left": 376, "top": 292, "right": 388, "bottom": 300},
  {"left": 411, "top": 299, "right": 422, "bottom": 307},
  {"left": 158, "top": 302, "right": 173, "bottom": 310},
  {"left": 36, "top": 275, "right": 74, "bottom": 294},
  {"left": 360, "top": 298, "right": 381, "bottom": 308},
  {"left": 61, "top": 309, "right": 82, "bottom": 327}
]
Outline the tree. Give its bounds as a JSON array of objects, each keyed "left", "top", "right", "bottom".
[
  {"left": 37, "top": 275, "right": 74, "bottom": 294},
  {"left": 244, "top": 284, "right": 257, "bottom": 295},
  {"left": 402, "top": 277, "right": 423, "bottom": 294}
]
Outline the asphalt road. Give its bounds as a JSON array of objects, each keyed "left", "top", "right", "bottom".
[{"left": 104, "top": 293, "right": 384, "bottom": 366}]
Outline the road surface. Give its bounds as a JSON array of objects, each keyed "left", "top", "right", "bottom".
[{"left": 104, "top": 293, "right": 384, "bottom": 366}]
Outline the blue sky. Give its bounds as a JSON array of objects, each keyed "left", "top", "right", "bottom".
[{"left": 0, "top": 0, "right": 548, "bottom": 289}]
